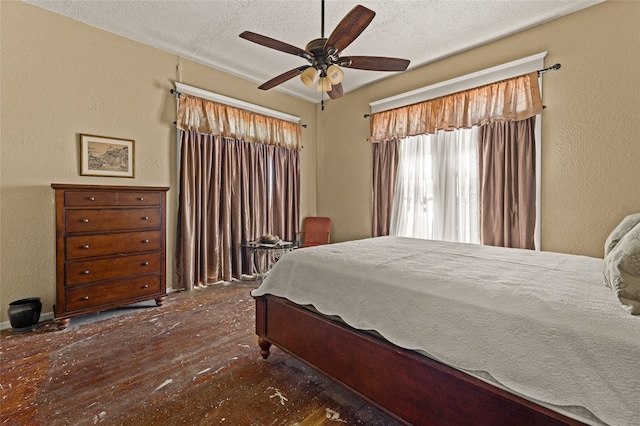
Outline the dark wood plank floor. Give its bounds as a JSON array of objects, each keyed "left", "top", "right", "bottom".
[{"left": 1, "top": 281, "right": 402, "bottom": 425}]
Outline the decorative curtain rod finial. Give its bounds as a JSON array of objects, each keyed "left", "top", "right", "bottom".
[{"left": 538, "top": 63, "right": 561, "bottom": 76}]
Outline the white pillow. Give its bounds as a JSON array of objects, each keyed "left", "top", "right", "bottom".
[
  {"left": 603, "top": 221, "right": 640, "bottom": 315},
  {"left": 604, "top": 213, "right": 640, "bottom": 257}
]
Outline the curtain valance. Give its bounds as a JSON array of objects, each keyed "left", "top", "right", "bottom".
[
  {"left": 369, "top": 72, "right": 542, "bottom": 143},
  {"left": 177, "top": 93, "right": 302, "bottom": 150}
]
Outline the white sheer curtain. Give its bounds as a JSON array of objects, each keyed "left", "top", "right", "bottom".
[{"left": 389, "top": 127, "right": 480, "bottom": 243}]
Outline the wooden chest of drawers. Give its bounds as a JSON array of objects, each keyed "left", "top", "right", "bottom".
[{"left": 52, "top": 184, "right": 169, "bottom": 329}]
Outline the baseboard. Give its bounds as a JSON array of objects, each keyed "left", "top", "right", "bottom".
[
  {"left": 0, "top": 311, "right": 55, "bottom": 331},
  {"left": 1, "top": 287, "right": 176, "bottom": 331}
]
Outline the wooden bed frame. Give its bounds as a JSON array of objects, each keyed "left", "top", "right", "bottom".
[{"left": 254, "top": 294, "right": 586, "bottom": 426}]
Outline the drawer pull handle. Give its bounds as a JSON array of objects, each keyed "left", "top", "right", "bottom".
[
  {"left": 142, "top": 262, "right": 149, "bottom": 266},
  {"left": 139, "top": 197, "right": 145, "bottom": 201},
  {"left": 88, "top": 197, "right": 95, "bottom": 201},
  {"left": 142, "top": 284, "right": 149, "bottom": 289},
  {"left": 82, "top": 218, "right": 89, "bottom": 223},
  {"left": 82, "top": 270, "right": 90, "bottom": 274},
  {"left": 143, "top": 216, "right": 150, "bottom": 220},
  {"left": 142, "top": 239, "right": 149, "bottom": 243},
  {"left": 83, "top": 245, "right": 90, "bottom": 249},
  {"left": 82, "top": 296, "right": 89, "bottom": 300}
]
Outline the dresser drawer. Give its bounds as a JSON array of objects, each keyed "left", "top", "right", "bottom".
[
  {"left": 65, "top": 191, "right": 118, "bottom": 206},
  {"left": 66, "top": 230, "right": 162, "bottom": 260},
  {"left": 118, "top": 192, "right": 162, "bottom": 206},
  {"left": 65, "top": 208, "right": 161, "bottom": 233},
  {"left": 66, "top": 252, "right": 162, "bottom": 285},
  {"left": 65, "top": 275, "right": 162, "bottom": 312}
]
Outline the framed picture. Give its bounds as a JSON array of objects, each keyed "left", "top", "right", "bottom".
[{"left": 80, "top": 134, "right": 135, "bottom": 178}]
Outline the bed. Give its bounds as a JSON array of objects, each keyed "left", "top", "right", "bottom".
[{"left": 251, "top": 236, "right": 640, "bottom": 426}]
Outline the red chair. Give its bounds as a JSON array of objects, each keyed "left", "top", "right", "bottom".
[{"left": 297, "top": 217, "right": 331, "bottom": 247}]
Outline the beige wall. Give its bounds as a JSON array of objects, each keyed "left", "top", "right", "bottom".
[
  {"left": 0, "top": 1, "right": 316, "bottom": 324},
  {"left": 318, "top": 0, "right": 640, "bottom": 257}
]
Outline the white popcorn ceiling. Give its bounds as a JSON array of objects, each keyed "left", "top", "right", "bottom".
[{"left": 24, "top": 0, "right": 602, "bottom": 103}]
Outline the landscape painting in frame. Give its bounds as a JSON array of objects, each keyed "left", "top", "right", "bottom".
[{"left": 81, "top": 134, "right": 134, "bottom": 178}]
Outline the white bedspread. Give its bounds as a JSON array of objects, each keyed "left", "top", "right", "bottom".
[{"left": 252, "top": 236, "right": 640, "bottom": 426}]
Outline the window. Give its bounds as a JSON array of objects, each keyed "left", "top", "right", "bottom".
[
  {"left": 371, "top": 53, "right": 545, "bottom": 248},
  {"left": 390, "top": 127, "right": 480, "bottom": 243}
]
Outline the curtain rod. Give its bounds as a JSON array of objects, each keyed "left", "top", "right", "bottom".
[
  {"left": 537, "top": 63, "right": 561, "bottom": 75},
  {"left": 363, "top": 63, "right": 561, "bottom": 118}
]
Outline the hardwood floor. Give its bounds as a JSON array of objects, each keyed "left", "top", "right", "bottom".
[{"left": 1, "top": 281, "right": 402, "bottom": 425}]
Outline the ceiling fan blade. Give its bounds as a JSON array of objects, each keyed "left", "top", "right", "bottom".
[
  {"left": 341, "top": 56, "right": 410, "bottom": 72},
  {"left": 324, "top": 5, "right": 375, "bottom": 54},
  {"left": 258, "top": 66, "right": 310, "bottom": 90},
  {"left": 240, "top": 31, "right": 311, "bottom": 59},
  {"left": 327, "top": 83, "right": 344, "bottom": 99}
]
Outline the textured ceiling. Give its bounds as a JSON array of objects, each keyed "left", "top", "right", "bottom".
[{"left": 23, "top": 0, "right": 603, "bottom": 103}]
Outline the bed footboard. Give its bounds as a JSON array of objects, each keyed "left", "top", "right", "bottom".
[{"left": 254, "top": 294, "right": 584, "bottom": 426}]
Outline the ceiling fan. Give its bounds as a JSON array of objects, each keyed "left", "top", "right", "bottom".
[{"left": 239, "top": 1, "right": 410, "bottom": 99}]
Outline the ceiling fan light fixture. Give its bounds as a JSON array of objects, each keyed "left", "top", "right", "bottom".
[
  {"left": 326, "top": 64, "right": 344, "bottom": 85},
  {"left": 300, "top": 67, "right": 317, "bottom": 87},
  {"left": 316, "top": 76, "right": 331, "bottom": 92}
]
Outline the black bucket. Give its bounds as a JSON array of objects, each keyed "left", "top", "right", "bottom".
[{"left": 8, "top": 297, "right": 42, "bottom": 334}]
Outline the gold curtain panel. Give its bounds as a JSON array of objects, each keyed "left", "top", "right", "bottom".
[
  {"left": 177, "top": 93, "right": 302, "bottom": 150},
  {"left": 369, "top": 72, "right": 543, "bottom": 143}
]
